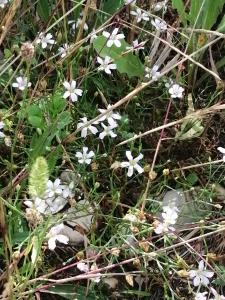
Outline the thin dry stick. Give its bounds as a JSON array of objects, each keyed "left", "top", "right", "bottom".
[
  {"left": 172, "top": 159, "right": 224, "bottom": 172},
  {"left": 117, "top": 103, "right": 225, "bottom": 147},
  {"left": 141, "top": 98, "right": 173, "bottom": 213}
]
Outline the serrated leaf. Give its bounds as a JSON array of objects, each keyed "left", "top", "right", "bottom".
[
  {"left": 93, "top": 36, "right": 144, "bottom": 78},
  {"left": 29, "top": 156, "right": 49, "bottom": 198}
]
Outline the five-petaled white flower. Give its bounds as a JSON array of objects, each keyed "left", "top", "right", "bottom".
[
  {"left": 126, "top": 39, "right": 145, "bottom": 52},
  {"left": 0, "top": 0, "right": 8, "bottom": 8},
  {"left": 99, "top": 123, "right": 117, "bottom": 140},
  {"left": 217, "top": 147, "right": 225, "bottom": 162},
  {"left": 145, "top": 65, "right": 160, "bottom": 81},
  {"left": 154, "top": 206, "right": 178, "bottom": 234},
  {"left": 58, "top": 43, "right": 69, "bottom": 58},
  {"left": 24, "top": 197, "right": 48, "bottom": 215},
  {"left": 75, "top": 147, "right": 95, "bottom": 164},
  {"left": 12, "top": 76, "right": 31, "bottom": 91},
  {"left": 130, "top": 8, "right": 149, "bottom": 23},
  {"left": 98, "top": 104, "right": 121, "bottom": 126},
  {"left": 77, "top": 117, "right": 98, "bottom": 138},
  {"left": 195, "top": 292, "right": 208, "bottom": 300},
  {"left": 121, "top": 151, "right": 144, "bottom": 177},
  {"left": 45, "top": 178, "right": 63, "bottom": 198},
  {"left": 168, "top": 84, "right": 184, "bottom": 98},
  {"left": 97, "top": 56, "right": 117, "bottom": 75},
  {"left": 209, "top": 287, "right": 225, "bottom": 300},
  {"left": 151, "top": 18, "right": 167, "bottom": 31},
  {"left": 103, "top": 28, "right": 125, "bottom": 48},
  {"left": 0, "top": 121, "right": 5, "bottom": 138},
  {"left": 189, "top": 260, "right": 214, "bottom": 287},
  {"left": 63, "top": 80, "right": 83, "bottom": 102},
  {"left": 36, "top": 32, "right": 55, "bottom": 49},
  {"left": 47, "top": 224, "right": 69, "bottom": 250}
]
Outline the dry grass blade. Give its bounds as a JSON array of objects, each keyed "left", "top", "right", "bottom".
[{"left": 117, "top": 103, "right": 225, "bottom": 146}]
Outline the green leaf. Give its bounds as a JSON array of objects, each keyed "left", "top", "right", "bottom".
[
  {"left": 175, "top": 118, "right": 204, "bottom": 141},
  {"left": 50, "top": 93, "right": 66, "bottom": 116},
  {"left": 29, "top": 157, "right": 49, "bottom": 198},
  {"left": 29, "top": 111, "right": 71, "bottom": 161},
  {"left": 47, "top": 145, "right": 62, "bottom": 174},
  {"left": 28, "top": 105, "right": 44, "bottom": 129},
  {"left": 102, "top": 0, "right": 124, "bottom": 15},
  {"left": 172, "top": 0, "right": 187, "bottom": 26},
  {"left": 186, "top": 172, "right": 198, "bottom": 186},
  {"left": 46, "top": 285, "right": 98, "bottom": 299},
  {"left": 93, "top": 36, "right": 144, "bottom": 78},
  {"left": 217, "top": 14, "right": 225, "bottom": 32},
  {"left": 37, "top": 0, "right": 50, "bottom": 21}
]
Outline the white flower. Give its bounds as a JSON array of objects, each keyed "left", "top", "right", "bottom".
[
  {"left": 103, "top": 28, "right": 125, "bottom": 48},
  {"left": 130, "top": 8, "right": 149, "bottom": 23},
  {"left": 46, "top": 178, "right": 63, "bottom": 198},
  {"left": 98, "top": 104, "right": 121, "bottom": 126},
  {"left": 151, "top": 18, "right": 167, "bottom": 31},
  {"left": 189, "top": 260, "right": 214, "bottom": 287},
  {"left": 168, "top": 84, "right": 184, "bottom": 98},
  {"left": 152, "top": 0, "right": 168, "bottom": 12},
  {"left": 0, "top": 121, "right": 5, "bottom": 138},
  {"left": 77, "top": 117, "right": 98, "bottom": 138},
  {"left": 145, "top": 65, "right": 160, "bottom": 81},
  {"left": 97, "top": 56, "right": 117, "bottom": 75},
  {"left": 12, "top": 76, "right": 31, "bottom": 91},
  {"left": 0, "top": 0, "right": 8, "bottom": 8},
  {"left": 154, "top": 206, "right": 178, "bottom": 234},
  {"left": 75, "top": 147, "right": 94, "bottom": 164},
  {"left": 217, "top": 147, "right": 225, "bottom": 162},
  {"left": 47, "top": 224, "right": 69, "bottom": 250},
  {"left": 77, "top": 261, "right": 89, "bottom": 273},
  {"left": 61, "top": 182, "right": 75, "bottom": 199},
  {"left": 124, "top": 0, "right": 136, "bottom": 5},
  {"left": 36, "top": 32, "right": 55, "bottom": 49},
  {"left": 209, "top": 288, "right": 225, "bottom": 300},
  {"left": 121, "top": 151, "right": 144, "bottom": 177},
  {"left": 24, "top": 197, "right": 49, "bottom": 214},
  {"left": 99, "top": 123, "right": 117, "bottom": 140},
  {"left": 58, "top": 43, "right": 69, "bottom": 58},
  {"left": 90, "top": 29, "right": 98, "bottom": 43},
  {"left": 68, "top": 18, "right": 88, "bottom": 33},
  {"left": 126, "top": 39, "right": 145, "bottom": 52},
  {"left": 63, "top": 80, "right": 83, "bottom": 102},
  {"left": 195, "top": 292, "right": 208, "bottom": 300}
]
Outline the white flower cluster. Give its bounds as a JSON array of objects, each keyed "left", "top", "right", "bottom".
[
  {"left": 25, "top": 178, "right": 74, "bottom": 214},
  {"left": 154, "top": 206, "right": 179, "bottom": 234}
]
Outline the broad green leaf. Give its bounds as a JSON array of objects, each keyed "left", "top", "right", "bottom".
[
  {"left": 186, "top": 172, "right": 198, "bottom": 186},
  {"left": 102, "top": 0, "right": 124, "bottom": 15},
  {"left": 29, "top": 156, "right": 49, "bottom": 198},
  {"left": 50, "top": 93, "right": 66, "bottom": 116},
  {"left": 93, "top": 36, "right": 144, "bottom": 78},
  {"left": 28, "top": 105, "right": 44, "bottom": 129},
  {"left": 47, "top": 145, "right": 62, "bottom": 174},
  {"left": 172, "top": 0, "right": 187, "bottom": 26},
  {"left": 37, "top": 0, "right": 50, "bottom": 21}
]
